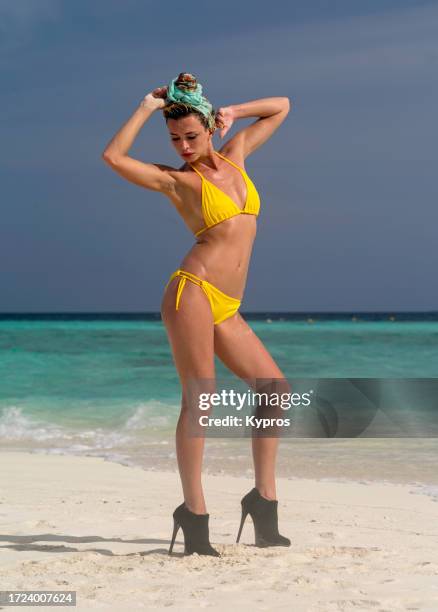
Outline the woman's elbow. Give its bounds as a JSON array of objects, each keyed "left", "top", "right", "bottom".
[
  {"left": 282, "top": 97, "right": 291, "bottom": 111},
  {"left": 102, "top": 150, "right": 119, "bottom": 166}
]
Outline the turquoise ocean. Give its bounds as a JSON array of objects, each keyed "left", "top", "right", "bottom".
[{"left": 1, "top": 313, "right": 438, "bottom": 492}]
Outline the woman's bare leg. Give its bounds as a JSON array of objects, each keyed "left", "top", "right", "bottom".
[
  {"left": 251, "top": 436, "right": 279, "bottom": 500},
  {"left": 161, "top": 278, "right": 215, "bottom": 514},
  {"left": 214, "top": 314, "right": 291, "bottom": 501},
  {"left": 175, "top": 390, "right": 208, "bottom": 513}
]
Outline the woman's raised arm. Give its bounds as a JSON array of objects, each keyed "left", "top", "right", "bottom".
[
  {"left": 219, "top": 97, "right": 291, "bottom": 159},
  {"left": 101, "top": 89, "right": 176, "bottom": 194}
]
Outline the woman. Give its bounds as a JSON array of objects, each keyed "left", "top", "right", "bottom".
[{"left": 102, "top": 73, "right": 291, "bottom": 557}]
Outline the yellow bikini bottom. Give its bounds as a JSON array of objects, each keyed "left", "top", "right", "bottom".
[{"left": 165, "top": 269, "right": 241, "bottom": 325}]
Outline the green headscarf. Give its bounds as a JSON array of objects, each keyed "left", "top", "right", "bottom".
[{"left": 166, "top": 74, "right": 215, "bottom": 131}]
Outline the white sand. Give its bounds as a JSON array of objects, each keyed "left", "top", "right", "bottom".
[{"left": 1, "top": 451, "right": 438, "bottom": 611}]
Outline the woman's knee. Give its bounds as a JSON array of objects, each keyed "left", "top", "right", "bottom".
[
  {"left": 180, "top": 380, "right": 217, "bottom": 435},
  {"left": 252, "top": 377, "right": 292, "bottom": 420}
]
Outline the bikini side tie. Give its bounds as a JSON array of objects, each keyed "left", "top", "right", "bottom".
[{"left": 174, "top": 271, "right": 205, "bottom": 310}]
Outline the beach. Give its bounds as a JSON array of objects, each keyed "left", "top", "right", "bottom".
[
  {"left": 1, "top": 450, "right": 437, "bottom": 611},
  {"left": 3, "top": 0, "right": 438, "bottom": 607},
  {"left": 1, "top": 316, "right": 438, "bottom": 609}
]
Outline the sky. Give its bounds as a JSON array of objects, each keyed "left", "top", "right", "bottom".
[{"left": 1, "top": 0, "right": 437, "bottom": 312}]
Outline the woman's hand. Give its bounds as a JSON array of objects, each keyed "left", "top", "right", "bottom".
[
  {"left": 216, "top": 106, "right": 235, "bottom": 138},
  {"left": 141, "top": 86, "right": 168, "bottom": 110}
]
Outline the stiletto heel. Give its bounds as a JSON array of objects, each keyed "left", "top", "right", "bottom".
[
  {"left": 168, "top": 517, "right": 180, "bottom": 555},
  {"left": 236, "top": 488, "right": 291, "bottom": 548},
  {"left": 168, "top": 502, "right": 221, "bottom": 557},
  {"left": 236, "top": 508, "right": 249, "bottom": 543}
]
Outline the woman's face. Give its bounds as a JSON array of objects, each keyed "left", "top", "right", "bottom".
[{"left": 167, "top": 115, "right": 211, "bottom": 162}]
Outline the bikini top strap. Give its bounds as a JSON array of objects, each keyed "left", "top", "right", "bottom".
[
  {"left": 214, "top": 151, "right": 246, "bottom": 174},
  {"left": 189, "top": 163, "right": 204, "bottom": 180},
  {"left": 190, "top": 152, "right": 246, "bottom": 179}
]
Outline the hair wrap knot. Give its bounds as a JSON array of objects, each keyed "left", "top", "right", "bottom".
[{"left": 166, "top": 72, "right": 215, "bottom": 131}]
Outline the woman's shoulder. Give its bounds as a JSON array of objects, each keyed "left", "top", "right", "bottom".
[
  {"left": 160, "top": 163, "right": 198, "bottom": 210},
  {"left": 156, "top": 163, "right": 195, "bottom": 195},
  {"left": 216, "top": 142, "right": 246, "bottom": 170},
  {"left": 161, "top": 162, "right": 193, "bottom": 177}
]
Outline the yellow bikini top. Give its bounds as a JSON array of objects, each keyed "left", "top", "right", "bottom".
[{"left": 190, "top": 151, "right": 261, "bottom": 237}]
